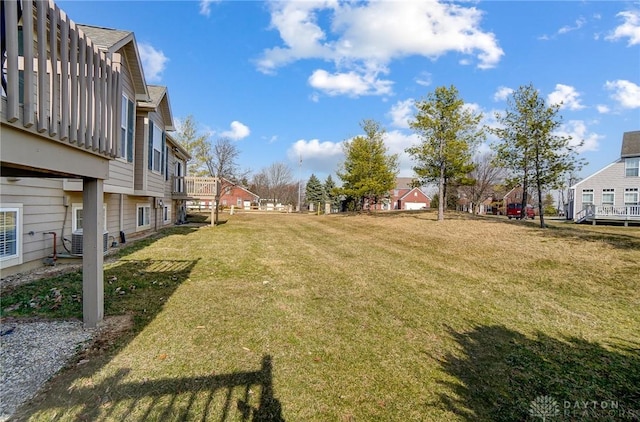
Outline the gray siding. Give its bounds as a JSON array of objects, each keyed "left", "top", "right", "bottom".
[
  {"left": 573, "top": 159, "right": 640, "bottom": 217},
  {"left": 1, "top": 178, "right": 66, "bottom": 273}
]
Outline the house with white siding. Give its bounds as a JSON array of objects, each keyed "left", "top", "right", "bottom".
[
  {"left": 568, "top": 130, "right": 640, "bottom": 226},
  {"left": 0, "top": 1, "right": 214, "bottom": 326}
]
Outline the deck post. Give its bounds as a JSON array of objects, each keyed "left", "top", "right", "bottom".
[{"left": 82, "top": 178, "right": 105, "bottom": 328}]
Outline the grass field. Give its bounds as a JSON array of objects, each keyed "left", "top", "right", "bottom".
[{"left": 3, "top": 211, "right": 639, "bottom": 421}]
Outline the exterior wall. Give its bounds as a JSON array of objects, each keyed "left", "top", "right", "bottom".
[
  {"left": 572, "top": 159, "right": 640, "bottom": 218},
  {"left": 0, "top": 178, "right": 67, "bottom": 274},
  {"left": 400, "top": 188, "right": 431, "bottom": 209}
]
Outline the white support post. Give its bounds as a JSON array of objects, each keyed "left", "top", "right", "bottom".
[{"left": 82, "top": 178, "right": 104, "bottom": 328}]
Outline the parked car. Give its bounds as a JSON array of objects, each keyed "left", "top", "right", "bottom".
[{"left": 507, "top": 203, "right": 535, "bottom": 219}]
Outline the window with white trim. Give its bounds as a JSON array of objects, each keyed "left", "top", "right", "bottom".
[
  {"left": 148, "top": 121, "right": 165, "bottom": 174},
  {"left": 625, "top": 158, "right": 639, "bottom": 177},
  {"left": 624, "top": 188, "right": 639, "bottom": 205},
  {"left": 71, "top": 204, "right": 107, "bottom": 232},
  {"left": 582, "top": 189, "right": 594, "bottom": 205},
  {"left": 137, "top": 204, "right": 151, "bottom": 229},
  {"left": 163, "top": 205, "right": 170, "bottom": 223},
  {"left": 602, "top": 189, "right": 615, "bottom": 206},
  {"left": 120, "top": 95, "right": 135, "bottom": 162},
  {"left": 0, "top": 205, "right": 23, "bottom": 268}
]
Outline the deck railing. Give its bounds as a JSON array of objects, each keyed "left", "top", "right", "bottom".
[
  {"left": 577, "top": 205, "right": 640, "bottom": 222},
  {"left": 1, "top": 0, "right": 120, "bottom": 159},
  {"left": 172, "top": 176, "right": 218, "bottom": 199}
]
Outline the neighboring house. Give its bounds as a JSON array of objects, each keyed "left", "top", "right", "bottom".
[
  {"left": 371, "top": 178, "right": 431, "bottom": 211},
  {"left": 188, "top": 179, "right": 259, "bottom": 210},
  {"left": 392, "top": 187, "right": 431, "bottom": 210},
  {"left": 569, "top": 131, "right": 640, "bottom": 225},
  {"left": 219, "top": 180, "right": 260, "bottom": 210}
]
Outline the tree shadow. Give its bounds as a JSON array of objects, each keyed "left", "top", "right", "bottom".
[
  {"left": 437, "top": 325, "right": 640, "bottom": 421},
  {"left": 532, "top": 224, "right": 640, "bottom": 251},
  {"left": 12, "top": 355, "right": 285, "bottom": 421}
]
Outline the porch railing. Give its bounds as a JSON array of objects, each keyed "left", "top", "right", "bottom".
[
  {"left": 1, "top": 0, "right": 120, "bottom": 159},
  {"left": 577, "top": 205, "right": 640, "bottom": 221},
  {"left": 172, "top": 176, "right": 218, "bottom": 199}
]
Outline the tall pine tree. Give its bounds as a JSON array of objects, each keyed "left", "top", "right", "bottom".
[
  {"left": 406, "top": 85, "right": 484, "bottom": 221},
  {"left": 337, "top": 120, "right": 398, "bottom": 211}
]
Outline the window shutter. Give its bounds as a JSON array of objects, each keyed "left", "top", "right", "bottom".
[
  {"left": 161, "top": 131, "right": 166, "bottom": 177},
  {"left": 148, "top": 121, "right": 154, "bottom": 170},
  {"left": 127, "top": 100, "right": 134, "bottom": 162}
]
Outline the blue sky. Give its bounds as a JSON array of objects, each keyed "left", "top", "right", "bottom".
[{"left": 57, "top": 0, "right": 640, "bottom": 185}]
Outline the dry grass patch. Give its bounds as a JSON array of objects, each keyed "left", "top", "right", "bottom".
[{"left": 4, "top": 212, "right": 639, "bottom": 421}]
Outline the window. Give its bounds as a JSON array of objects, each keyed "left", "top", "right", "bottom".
[
  {"left": 624, "top": 188, "right": 639, "bottom": 205},
  {"left": 0, "top": 205, "right": 22, "bottom": 268},
  {"left": 625, "top": 158, "right": 639, "bottom": 177},
  {"left": 148, "top": 121, "right": 166, "bottom": 174},
  {"left": 137, "top": 204, "right": 151, "bottom": 229},
  {"left": 120, "top": 95, "right": 134, "bottom": 161},
  {"left": 237, "top": 198, "right": 243, "bottom": 207},
  {"left": 72, "top": 204, "right": 107, "bottom": 232},
  {"left": 582, "top": 189, "right": 594, "bottom": 205},
  {"left": 163, "top": 205, "right": 170, "bottom": 223},
  {"left": 602, "top": 189, "right": 615, "bottom": 206}
]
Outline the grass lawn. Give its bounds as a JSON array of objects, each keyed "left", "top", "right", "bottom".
[{"left": 2, "top": 212, "right": 639, "bottom": 421}]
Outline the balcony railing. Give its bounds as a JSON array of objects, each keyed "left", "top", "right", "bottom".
[
  {"left": 577, "top": 205, "right": 640, "bottom": 222},
  {"left": 1, "top": 0, "right": 120, "bottom": 159},
  {"left": 172, "top": 176, "right": 218, "bottom": 199}
]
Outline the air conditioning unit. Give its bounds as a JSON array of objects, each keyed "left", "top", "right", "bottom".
[{"left": 71, "top": 230, "right": 109, "bottom": 256}]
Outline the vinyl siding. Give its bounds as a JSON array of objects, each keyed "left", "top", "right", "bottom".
[
  {"left": 573, "top": 159, "right": 640, "bottom": 216},
  {"left": 1, "top": 178, "right": 67, "bottom": 273}
]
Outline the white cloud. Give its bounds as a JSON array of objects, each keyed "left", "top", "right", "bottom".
[
  {"left": 596, "top": 104, "right": 610, "bottom": 114},
  {"left": 606, "top": 10, "right": 640, "bottom": 46},
  {"left": 604, "top": 79, "right": 640, "bottom": 108},
  {"left": 138, "top": 42, "right": 168, "bottom": 83},
  {"left": 547, "top": 84, "right": 585, "bottom": 110},
  {"left": 308, "top": 69, "right": 393, "bottom": 97},
  {"left": 558, "top": 17, "right": 587, "bottom": 34},
  {"left": 555, "top": 120, "right": 602, "bottom": 153},
  {"left": 220, "top": 121, "right": 251, "bottom": 140},
  {"left": 384, "top": 130, "right": 422, "bottom": 177},
  {"left": 288, "top": 138, "right": 345, "bottom": 174},
  {"left": 415, "top": 72, "right": 432, "bottom": 87},
  {"left": 258, "top": 1, "right": 503, "bottom": 96},
  {"left": 493, "top": 86, "right": 513, "bottom": 102},
  {"left": 388, "top": 99, "right": 415, "bottom": 129}
]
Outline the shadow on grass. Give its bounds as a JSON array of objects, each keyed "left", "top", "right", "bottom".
[
  {"left": 113, "top": 226, "right": 201, "bottom": 258},
  {"left": 533, "top": 223, "right": 640, "bottom": 251},
  {"left": 437, "top": 325, "right": 640, "bottom": 421},
  {"left": 7, "top": 254, "right": 287, "bottom": 420},
  {"left": 14, "top": 355, "right": 284, "bottom": 421}
]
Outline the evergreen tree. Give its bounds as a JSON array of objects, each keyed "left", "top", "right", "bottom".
[
  {"left": 406, "top": 85, "right": 484, "bottom": 221},
  {"left": 305, "top": 174, "right": 324, "bottom": 211},
  {"left": 324, "top": 175, "right": 338, "bottom": 212},
  {"left": 337, "top": 120, "right": 399, "bottom": 211}
]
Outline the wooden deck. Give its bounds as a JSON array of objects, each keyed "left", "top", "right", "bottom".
[{"left": 576, "top": 205, "right": 640, "bottom": 226}]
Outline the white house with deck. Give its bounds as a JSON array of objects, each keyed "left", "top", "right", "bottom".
[{"left": 569, "top": 131, "right": 640, "bottom": 226}]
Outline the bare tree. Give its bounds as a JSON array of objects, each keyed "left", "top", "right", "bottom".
[
  {"left": 250, "top": 162, "right": 296, "bottom": 206},
  {"left": 202, "top": 137, "right": 241, "bottom": 225},
  {"left": 459, "top": 152, "right": 507, "bottom": 214}
]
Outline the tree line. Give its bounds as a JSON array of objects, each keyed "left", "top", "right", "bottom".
[{"left": 175, "top": 82, "right": 584, "bottom": 228}]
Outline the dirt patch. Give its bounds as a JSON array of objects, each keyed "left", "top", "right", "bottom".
[{"left": 77, "top": 314, "right": 135, "bottom": 361}]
